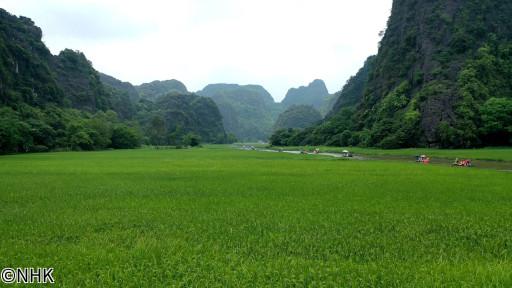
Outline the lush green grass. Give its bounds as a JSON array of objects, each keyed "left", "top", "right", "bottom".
[
  {"left": 266, "top": 145, "right": 512, "bottom": 162},
  {"left": 1, "top": 147, "right": 512, "bottom": 287}
]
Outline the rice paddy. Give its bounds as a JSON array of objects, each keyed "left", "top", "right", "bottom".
[{"left": 1, "top": 146, "right": 511, "bottom": 286}]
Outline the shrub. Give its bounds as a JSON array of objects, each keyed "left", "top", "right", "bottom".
[
  {"left": 111, "top": 125, "right": 141, "bottom": 149},
  {"left": 182, "top": 133, "right": 201, "bottom": 147}
]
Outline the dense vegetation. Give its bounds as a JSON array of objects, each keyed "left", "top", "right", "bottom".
[
  {"left": 1, "top": 147, "right": 511, "bottom": 286},
  {"left": 0, "top": 9, "right": 140, "bottom": 153},
  {"left": 0, "top": 10, "right": 62, "bottom": 107},
  {"left": 98, "top": 73, "right": 137, "bottom": 120},
  {"left": 51, "top": 49, "right": 111, "bottom": 112},
  {"left": 273, "top": 0, "right": 512, "bottom": 149},
  {"left": 273, "top": 105, "right": 322, "bottom": 131},
  {"left": 0, "top": 104, "right": 141, "bottom": 153},
  {"left": 197, "top": 84, "right": 281, "bottom": 141},
  {"left": 0, "top": 9, "right": 230, "bottom": 153},
  {"left": 135, "top": 92, "right": 228, "bottom": 145},
  {"left": 99, "top": 73, "right": 139, "bottom": 103}
]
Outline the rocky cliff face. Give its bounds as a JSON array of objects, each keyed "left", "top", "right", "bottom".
[
  {"left": 290, "top": 0, "right": 512, "bottom": 148},
  {"left": 0, "top": 9, "right": 124, "bottom": 112},
  {"left": 0, "top": 9, "right": 63, "bottom": 106},
  {"left": 361, "top": 0, "right": 512, "bottom": 146}
]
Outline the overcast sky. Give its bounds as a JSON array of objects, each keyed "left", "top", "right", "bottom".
[{"left": 1, "top": 0, "right": 392, "bottom": 101}]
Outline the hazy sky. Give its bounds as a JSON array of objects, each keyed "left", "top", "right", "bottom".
[{"left": 1, "top": 0, "right": 392, "bottom": 101}]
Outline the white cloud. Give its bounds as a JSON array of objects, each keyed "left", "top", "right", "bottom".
[{"left": 0, "top": 0, "right": 392, "bottom": 101}]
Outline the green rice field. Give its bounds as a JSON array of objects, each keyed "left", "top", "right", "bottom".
[{"left": 1, "top": 146, "right": 512, "bottom": 286}]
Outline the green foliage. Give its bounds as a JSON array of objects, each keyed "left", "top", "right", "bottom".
[
  {"left": 0, "top": 104, "right": 143, "bottom": 154},
  {"left": 325, "top": 130, "right": 353, "bottom": 147},
  {"left": 182, "top": 132, "right": 201, "bottom": 147},
  {"left": 0, "top": 107, "right": 31, "bottom": 152},
  {"left": 87, "top": 112, "right": 114, "bottom": 149},
  {"left": 136, "top": 93, "right": 227, "bottom": 145},
  {"left": 99, "top": 73, "right": 139, "bottom": 102},
  {"left": 51, "top": 49, "right": 112, "bottom": 111},
  {"left": 146, "top": 115, "right": 167, "bottom": 145},
  {"left": 225, "top": 133, "right": 238, "bottom": 144},
  {"left": 69, "top": 130, "right": 94, "bottom": 151},
  {"left": 363, "top": 81, "right": 420, "bottom": 148},
  {"left": 376, "top": 81, "right": 410, "bottom": 119},
  {"left": 111, "top": 125, "right": 141, "bottom": 149},
  {"left": 273, "top": 105, "right": 322, "bottom": 131},
  {"left": 480, "top": 97, "right": 512, "bottom": 145},
  {"left": 269, "top": 129, "right": 301, "bottom": 146}
]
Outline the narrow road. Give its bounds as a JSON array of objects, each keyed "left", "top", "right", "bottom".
[{"left": 247, "top": 147, "right": 512, "bottom": 172}]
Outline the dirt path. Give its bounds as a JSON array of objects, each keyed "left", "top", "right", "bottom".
[{"left": 250, "top": 147, "right": 512, "bottom": 172}]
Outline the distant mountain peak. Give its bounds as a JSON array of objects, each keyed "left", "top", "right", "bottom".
[
  {"left": 310, "top": 79, "right": 326, "bottom": 86},
  {"left": 136, "top": 79, "right": 188, "bottom": 101},
  {"left": 281, "top": 79, "right": 330, "bottom": 110}
]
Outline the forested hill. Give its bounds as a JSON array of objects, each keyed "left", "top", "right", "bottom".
[
  {"left": 99, "top": 73, "right": 139, "bottom": 102},
  {"left": 197, "top": 84, "right": 281, "bottom": 141},
  {"left": 273, "top": 105, "right": 322, "bottom": 131},
  {"left": 136, "top": 79, "right": 188, "bottom": 101},
  {"left": 0, "top": 8, "right": 133, "bottom": 114},
  {"left": 281, "top": 79, "right": 332, "bottom": 114},
  {"left": 135, "top": 92, "right": 227, "bottom": 145},
  {"left": 198, "top": 84, "right": 276, "bottom": 105},
  {"left": 273, "top": 0, "right": 512, "bottom": 148},
  {"left": 0, "top": 9, "right": 229, "bottom": 154}
]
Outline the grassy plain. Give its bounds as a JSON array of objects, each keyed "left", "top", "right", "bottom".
[{"left": 1, "top": 146, "right": 511, "bottom": 287}]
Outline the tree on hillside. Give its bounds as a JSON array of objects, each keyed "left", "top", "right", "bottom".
[
  {"left": 148, "top": 115, "right": 167, "bottom": 145},
  {"left": 182, "top": 132, "right": 201, "bottom": 147},
  {"left": 111, "top": 125, "right": 141, "bottom": 149},
  {"left": 480, "top": 97, "right": 512, "bottom": 145},
  {"left": 273, "top": 105, "right": 323, "bottom": 131}
]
